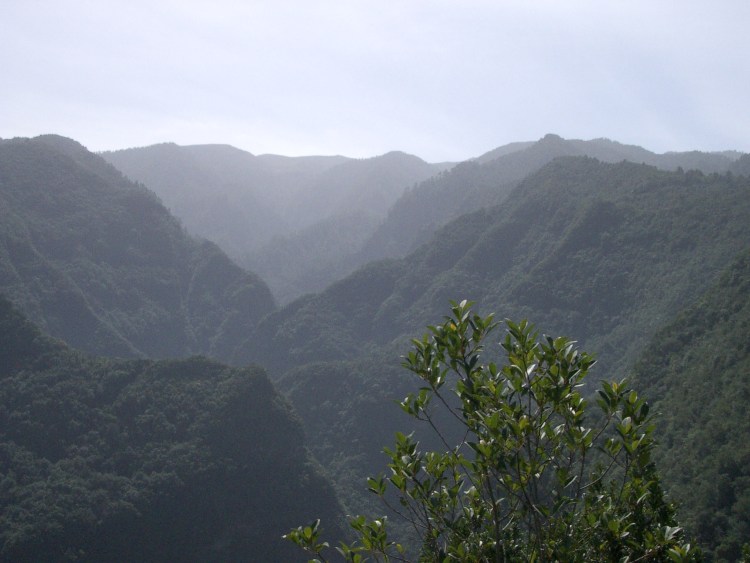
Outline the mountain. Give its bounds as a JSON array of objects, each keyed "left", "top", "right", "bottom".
[
  {"left": 287, "top": 150, "right": 446, "bottom": 221},
  {"left": 356, "top": 134, "right": 741, "bottom": 266},
  {"left": 240, "top": 157, "right": 750, "bottom": 535},
  {"left": 0, "top": 295, "right": 345, "bottom": 561},
  {"left": 472, "top": 140, "right": 536, "bottom": 163},
  {"left": 731, "top": 153, "right": 750, "bottom": 176},
  {"left": 0, "top": 135, "right": 275, "bottom": 359},
  {"left": 102, "top": 144, "right": 450, "bottom": 302},
  {"left": 242, "top": 157, "right": 750, "bottom": 377},
  {"left": 247, "top": 210, "right": 381, "bottom": 303},
  {"left": 6, "top": 132, "right": 748, "bottom": 557},
  {"left": 243, "top": 151, "right": 449, "bottom": 302},
  {"left": 101, "top": 142, "right": 348, "bottom": 259},
  {"left": 631, "top": 248, "right": 750, "bottom": 561}
]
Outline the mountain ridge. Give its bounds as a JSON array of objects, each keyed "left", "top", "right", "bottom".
[
  {"left": 102, "top": 142, "right": 450, "bottom": 302},
  {"left": 0, "top": 136, "right": 275, "bottom": 360},
  {"left": 355, "top": 133, "right": 742, "bottom": 268}
]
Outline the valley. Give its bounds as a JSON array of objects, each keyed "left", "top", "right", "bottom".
[{"left": 1, "top": 132, "right": 748, "bottom": 560}]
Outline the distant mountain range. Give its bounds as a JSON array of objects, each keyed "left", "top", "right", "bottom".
[
  {"left": 238, "top": 155, "right": 750, "bottom": 373},
  {"left": 236, "top": 156, "right": 750, "bottom": 558},
  {"left": 356, "top": 133, "right": 743, "bottom": 268},
  {"left": 102, "top": 144, "right": 449, "bottom": 303},
  {"left": 2, "top": 131, "right": 749, "bottom": 558},
  {"left": 104, "top": 134, "right": 743, "bottom": 304}
]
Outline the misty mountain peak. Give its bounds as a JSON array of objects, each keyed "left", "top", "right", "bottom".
[{"left": 541, "top": 132, "right": 563, "bottom": 141}]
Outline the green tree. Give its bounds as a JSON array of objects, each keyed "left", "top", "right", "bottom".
[{"left": 286, "top": 300, "right": 698, "bottom": 562}]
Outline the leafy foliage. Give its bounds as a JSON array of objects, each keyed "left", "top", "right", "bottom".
[
  {"left": 252, "top": 157, "right": 750, "bottom": 549},
  {"left": 286, "top": 301, "right": 697, "bottom": 561}
]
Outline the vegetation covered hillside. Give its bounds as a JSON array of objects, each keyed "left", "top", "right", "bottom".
[
  {"left": 0, "top": 295, "right": 345, "bottom": 562},
  {"left": 103, "top": 143, "right": 449, "bottom": 302},
  {"left": 243, "top": 158, "right": 750, "bottom": 545},
  {"left": 101, "top": 142, "right": 347, "bottom": 259},
  {"left": 631, "top": 249, "right": 750, "bottom": 561},
  {"left": 357, "top": 134, "right": 741, "bottom": 266},
  {"left": 248, "top": 210, "right": 381, "bottom": 303},
  {"left": 0, "top": 136, "right": 275, "bottom": 359},
  {"left": 286, "top": 302, "right": 698, "bottom": 562},
  {"left": 243, "top": 157, "right": 750, "bottom": 379},
  {"left": 245, "top": 151, "right": 450, "bottom": 302}
]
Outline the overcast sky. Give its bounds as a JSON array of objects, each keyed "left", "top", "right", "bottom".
[{"left": 2, "top": 0, "right": 748, "bottom": 161}]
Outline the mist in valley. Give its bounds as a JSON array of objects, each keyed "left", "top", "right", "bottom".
[{"left": 2, "top": 1, "right": 750, "bottom": 560}]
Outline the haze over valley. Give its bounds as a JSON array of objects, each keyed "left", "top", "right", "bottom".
[
  {"left": 2, "top": 1, "right": 749, "bottom": 560},
  {"left": 1, "top": 131, "right": 749, "bottom": 559}
]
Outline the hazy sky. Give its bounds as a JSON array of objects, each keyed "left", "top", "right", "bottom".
[{"left": 2, "top": 0, "right": 748, "bottom": 161}]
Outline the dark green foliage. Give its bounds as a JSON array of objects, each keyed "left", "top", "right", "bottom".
[
  {"left": 357, "top": 134, "right": 739, "bottom": 267},
  {"left": 237, "top": 259, "right": 410, "bottom": 371},
  {"left": 254, "top": 157, "right": 750, "bottom": 555},
  {"left": 249, "top": 157, "right": 750, "bottom": 380},
  {"left": 4, "top": 132, "right": 748, "bottom": 560},
  {"left": 287, "top": 302, "right": 697, "bottom": 561},
  {"left": 280, "top": 353, "right": 417, "bottom": 521},
  {"left": 0, "top": 136, "right": 275, "bottom": 359},
  {"left": 0, "top": 295, "right": 344, "bottom": 561},
  {"left": 632, "top": 249, "right": 750, "bottom": 561}
]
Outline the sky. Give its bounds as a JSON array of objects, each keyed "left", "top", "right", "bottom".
[{"left": 2, "top": 0, "right": 749, "bottom": 162}]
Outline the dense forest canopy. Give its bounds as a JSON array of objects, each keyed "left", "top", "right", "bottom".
[
  {"left": 240, "top": 156, "right": 750, "bottom": 561},
  {"left": 0, "top": 295, "right": 345, "bottom": 561},
  {"left": 1, "top": 132, "right": 749, "bottom": 560},
  {"left": 631, "top": 249, "right": 750, "bottom": 561},
  {"left": 241, "top": 157, "right": 750, "bottom": 379},
  {"left": 0, "top": 136, "right": 275, "bottom": 359}
]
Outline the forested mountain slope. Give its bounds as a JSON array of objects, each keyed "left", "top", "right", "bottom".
[
  {"left": 243, "top": 157, "right": 750, "bottom": 379},
  {"left": 631, "top": 248, "right": 750, "bottom": 561},
  {"left": 102, "top": 144, "right": 449, "bottom": 302},
  {"left": 244, "top": 151, "right": 448, "bottom": 302},
  {"left": 0, "top": 136, "right": 275, "bottom": 359},
  {"left": 248, "top": 210, "right": 381, "bottom": 303},
  {"left": 242, "top": 158, "right": 750, "bottom": 539},
  {"left": 0, "top": 295, "right": 345, "bottom": 562},
  {"left": 101, "top": 142, "right": 348, "bottom": 259},
  {"left": 357, "top": 134, "right": 741, "bottom": 266}
]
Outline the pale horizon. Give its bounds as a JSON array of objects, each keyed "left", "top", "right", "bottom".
[{"left": 3, "top": 0, "right": 748, "bottom": 162}]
